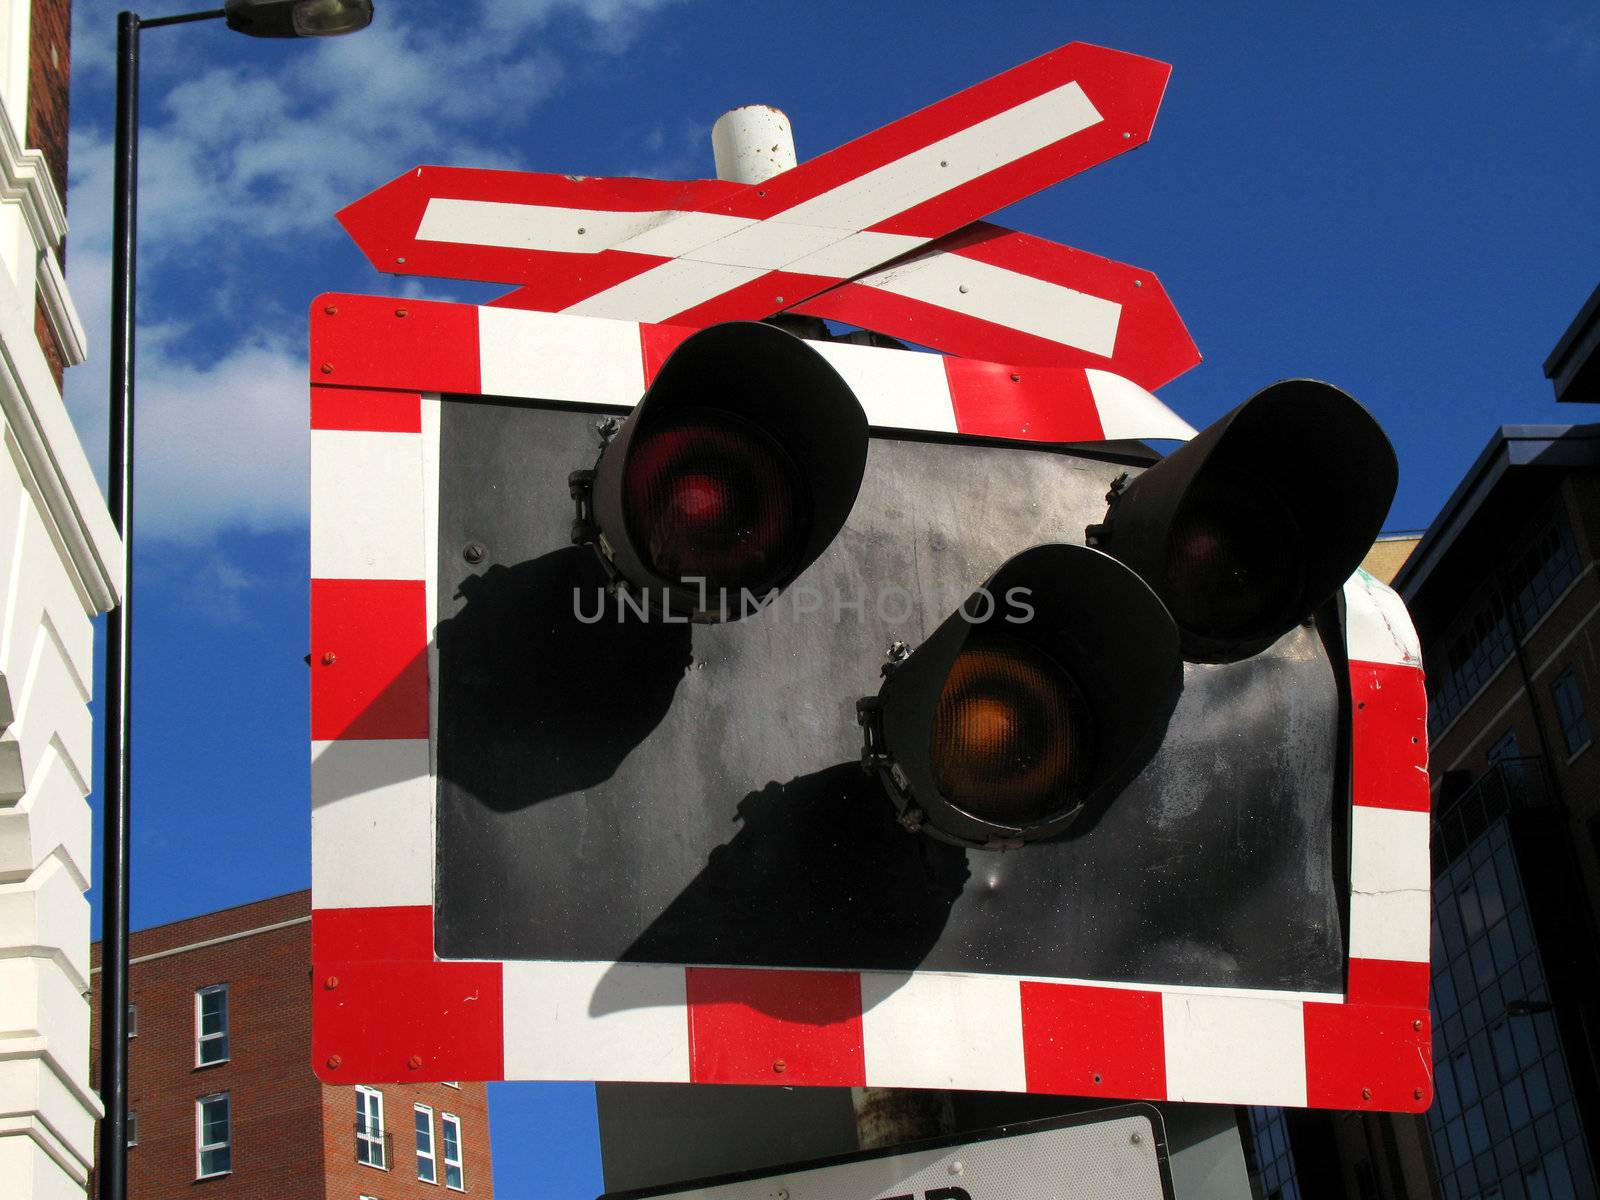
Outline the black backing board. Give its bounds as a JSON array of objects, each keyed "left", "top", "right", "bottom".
[{"left": 434, "top": 397, "right": 1347, "bottom": 993}]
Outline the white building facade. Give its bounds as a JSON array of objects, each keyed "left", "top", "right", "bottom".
[{"left": 0, "top": 1, "right": 121, "bottom": 1197}]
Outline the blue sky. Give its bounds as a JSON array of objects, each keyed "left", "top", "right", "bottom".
[{"left": 61, "top": 2, "right": 1599, "bottom": 1197}]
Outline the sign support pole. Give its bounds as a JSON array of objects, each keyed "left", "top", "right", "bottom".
[
  {"left": 707, "top": 103, "right": 963, "bottom": 1158},
  {"left": 710, "top": 104, "right": 798, "bottom": 185}
]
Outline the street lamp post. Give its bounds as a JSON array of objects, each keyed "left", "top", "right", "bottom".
[{"left": 98, "top": 6, "right": 373, "bottom": 1200}]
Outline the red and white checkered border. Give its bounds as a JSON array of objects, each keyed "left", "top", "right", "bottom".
[{"left": 308, "top": 292, "right": 1431, "bottom": 1112}]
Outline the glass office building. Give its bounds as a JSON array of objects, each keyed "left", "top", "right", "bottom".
[
  {"left": 1246, "top": 1106, "right": 1304, "bottom": 1200},
  {"left": 1426, "top": 799, "right": 1596, "bottom": 1199}
]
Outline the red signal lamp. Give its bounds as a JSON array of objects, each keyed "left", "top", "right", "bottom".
[
  {"left": 571, "top": 322, "right": 868, "bottom": 620},
  {"left": 1087, "top": 380, "right": 1398, "bottom": 663}
]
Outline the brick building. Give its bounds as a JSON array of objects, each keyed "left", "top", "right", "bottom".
[
  {"left": 89, "top": 892, "right": 494, "bottom": 1200},
  {"left": 21, "top": 0, "right": 73, "bottom": 388}
]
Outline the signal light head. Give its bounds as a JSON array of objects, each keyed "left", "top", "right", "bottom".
[
  {"left": 622, "top": 411, "right": 808, "bottom": 594},
  {"left": 1090, "top": 380, "right": 1398, "bottom": 662},
  {"left": 1161, "top": 474, "right": 1305, "bottom": 641},
  {"left": 574, "top": 322, "right": 869, "bottom": 620},
  {"left": 859, "top": 544, "right": 1182, "bottom": 850},
  {"left": 929, "top": 632, "right": 1086, "bottom": 826}
]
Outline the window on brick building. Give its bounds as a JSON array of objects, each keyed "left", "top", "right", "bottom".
[
  {"left": 196, "top": 1093, "right": 231, "bottom": 1177},
  {"left": 127, "top": 1004, "right": 137, "bottom": 1038},
  {"left": 128, "top": 1111, "right": 139, "bottom": 1147},
  {"left": 195, "top": 984, "right": 229, "bottom": 1065},
  {"left": 416, "top": 1103, "right": 437, "bottom": 1183},
  {"left": 442, "top": 1112, "right": 464, "bottom": 1190},
  {"left": 357, "top": 1085, "right": 387, "bottom": 1168},
  {"left": 1551, "top": 668, "right": 1592, "bottom": 757}
]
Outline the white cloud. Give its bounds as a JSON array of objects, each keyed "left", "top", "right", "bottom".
[
  {"left": 624, "top": 116, "right": 713, "bottom": 181},
  {"left": 92, "top": 22, "right": 563, "bottom": 250},
  {"left": 142, "top": 543, "right": 274, "bottom": 627},
  {"left": 135, "top": 335, "right": 309, "bottom": 544},
  {"left": 70, "top": 0, "right": 677, "bottom": 81},
  {"left": 64, "top": 0, "right": 686, "bottom": 547},
  {"left": 61, "top": 238, "right": 307, "bottom": 543},
  {"left": 68, "top": 7, "right": 113, "bottom": 79}
]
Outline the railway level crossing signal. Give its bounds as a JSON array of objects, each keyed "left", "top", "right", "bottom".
[{"left": 308, "top": 39, "right": 1433, "bottom": 1115}]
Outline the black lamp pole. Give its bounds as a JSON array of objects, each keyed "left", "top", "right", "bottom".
[
  {"left": 98, "top": 8, "right": 372, "bottom": 1200},
  {"left": 99, "top": 17, "right": 142, "bottom": 1200}
]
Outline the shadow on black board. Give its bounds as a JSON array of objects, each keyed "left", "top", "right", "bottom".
[
  {"left": 434, "top": 546, "right": 693, "bottom": 809},
  {"left": 589, "top": 762, "right": 970, "bottom": 1019}
]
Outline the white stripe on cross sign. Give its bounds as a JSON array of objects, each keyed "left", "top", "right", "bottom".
[{"left": 549, "top": 78, "right": 1105, "bottom": 320}]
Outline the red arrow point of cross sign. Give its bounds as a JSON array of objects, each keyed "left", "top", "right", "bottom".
[
  {"left": 801, "top": 41, "right": 1170, "bottom": 240},
  {"left": 336, "top": 169, "right": 746, "bottom": 303},
  {"left": 696, "top": 41, "right": 1171, "bottom": 238},
  {"left": 789, "top": 221, "right": 1201, "bottom": 391}
]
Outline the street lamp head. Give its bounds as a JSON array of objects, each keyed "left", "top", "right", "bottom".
[{"left": 223, "top": 0, "right": 374, "bottom": 37}]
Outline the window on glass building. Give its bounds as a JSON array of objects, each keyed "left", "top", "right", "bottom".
[
  {"left": 1427, "top": 818, "right": 1596, "bottom": 1197},
  {"left": 1425, "top": 517, "right": 1581, "bottom": 737},
  {"left": 1428, "top": 593, "right": 1516, "bottom": 735},
  {"left": 1550, "top": 668, "right": 1591, "bottom": 757},
  {"left": 1488, "top": 729, "right": 1521, "bottom": 763},
  {"left": 1506, "top": 519, "right": 1580, "bottom": 634},
  {"left": 1245, "top": 1107, "right": 1301, "bottom": 1200}
]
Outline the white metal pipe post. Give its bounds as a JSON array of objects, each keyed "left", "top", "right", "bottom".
[
  {"left": 711, "top": 102, "right": 955, "bottom": 1153},
  {"left": 711, "top": 104, "right": 797, "bottom": 185}
]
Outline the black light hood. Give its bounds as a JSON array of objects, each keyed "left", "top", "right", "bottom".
[
  {"left": 584, "top": 321, "right": 868, "bottom": 620},
  {"left": 1090, "top": 380, "right": 1397, "bottom": 662}
]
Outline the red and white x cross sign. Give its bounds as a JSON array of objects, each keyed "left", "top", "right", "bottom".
[{"left": 338, "top": 41, "right": 1199, "bottom": 389}]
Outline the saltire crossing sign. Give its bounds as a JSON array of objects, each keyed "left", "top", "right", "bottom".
[{"left": 336, "top": 41, "right": 1200, "bottom": 388}]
